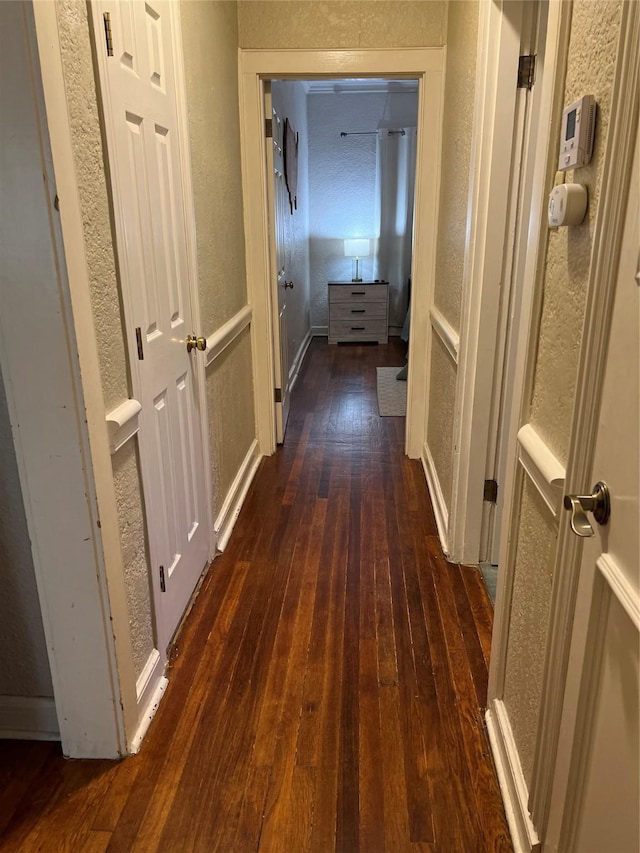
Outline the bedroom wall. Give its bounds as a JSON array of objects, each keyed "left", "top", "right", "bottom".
[
  {"left": 502, "top": 0, "right": 623, "bottom": 786},
  {"left": 271, "top": 80, "right": 312, "bottom": 371},
  {"left": 306, "top": 89, "right": 418, "bottom": 330},
  {"left": 426, "top": 0, "right": 479, "bottom": 530}
]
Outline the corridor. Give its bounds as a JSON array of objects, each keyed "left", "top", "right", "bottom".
[{"left": 0, "top": 339, "right": 511, "bottom": 852}]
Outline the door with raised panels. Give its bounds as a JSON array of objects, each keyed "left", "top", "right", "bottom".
[{"left": 91, "top": 0, "right": 211, "bottom": 653}]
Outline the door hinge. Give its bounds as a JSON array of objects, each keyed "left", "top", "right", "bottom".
[
  {"left": 159, "top": 565, "right": 166, "bottom": 593},
  {"left": 135, "top": 326, "right": 144, "bottom": 360},
  {"left": 103, "top": 12, "right": 114, "bottom": 57},
  {"left": 517, "top": 54, "right": 536, "bottom": 89},
  {"left": 484, "top": 479, "right": 498, "bottom": 504},
  {"left": 265, "top": 117, "right": 273, "bottom": 138},
  {"left": 274, "top": 387, "right": 282, "bottom": 403}
]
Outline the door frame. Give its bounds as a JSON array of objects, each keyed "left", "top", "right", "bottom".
[
  {"left": 10, "top": 0, "right": 138, "bottom": 758},
  {"left": 238, "top": 48, "right": 445, "bottom": 459},
  {"left": 88, "top": 0, "right": 215, "bottom": 659}
]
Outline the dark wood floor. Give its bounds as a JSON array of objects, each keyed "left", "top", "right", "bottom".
[{"left": 0, "top": 338, "right": 512, "bottom": 852}]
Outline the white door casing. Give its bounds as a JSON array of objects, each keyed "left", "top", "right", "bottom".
[
  {"left": 91, "top": 0, "right": 211, "bottom": 655},
  {"left": 265, "top": 89, "right": 291, "bottom": 442},
  {"left": 238, "top": 49, "right": 445, "bottom": 460},
  {"left": 543, "top": 125, "right": 639, "bottom": 853}
]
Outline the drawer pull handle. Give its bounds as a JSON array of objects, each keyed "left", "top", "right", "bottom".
[
  {"left": 351, "top": 309, "right": 366, "bottom": 314},
  {"left": 351, "top": 326, "right": 366, "bottom": 331},
  {"left": 351, "top": 291, "right": 366, "bottom": 296}
]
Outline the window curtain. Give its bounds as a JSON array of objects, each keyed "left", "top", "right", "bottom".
[{"left": 373, "top": 127, "right": 417, "bottom": 330}]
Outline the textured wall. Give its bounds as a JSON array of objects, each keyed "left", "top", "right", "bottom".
[
  {"left": 207, "top": 328, "right": 256, "bottom": 515},
  {"left": 529, "top": 0, "right": 622, "bottom": 464},
  {"left": 0, "top": 373, "right": 53, "bottom": 697},
  {"left": 180, "top": 0, "right": 248, "bottom": 329},
  {"left": 272, "top": 81, "right": 312, "bottom": 367},
  {"left": 503, "top": 478, "right": 557, "bottom": 785},
  {"left": 237, "top": 1, "right": 446, "bottom": 49},
  {"left": 56, "top": 0, "right": 129, "bottom": 410},
  {"left": 180, "top": 0, "right": 257, "bottom": 524},
  {"left": 433, "top": 0, "right": 479, "bottom": 331},
  {"left": 426, "top": 0, "right": 478, "bottom": 521},
  {"left": 112, "top": 442, "right": 154, "bottom": 679},
  {"left": 308, "top": 92, "right": 386, "bottom": 326},
  {"left": 426, "top": 335, "right": 457, "bottom": 513}
]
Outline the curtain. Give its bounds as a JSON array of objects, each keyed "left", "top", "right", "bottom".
[{"left": 373, "top": 127, "right": 417, "bottom": 330}]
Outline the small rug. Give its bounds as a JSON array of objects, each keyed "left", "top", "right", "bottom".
[{"left": 376, "top": 367, "right": 407, "bottom": 417}]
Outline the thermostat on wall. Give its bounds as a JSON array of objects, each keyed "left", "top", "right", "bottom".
[{"left": 558, "top": 94, "right": 596, "bottom": 171}]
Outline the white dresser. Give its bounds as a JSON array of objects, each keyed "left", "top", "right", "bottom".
[{"left": 327, "top": 281, "right": 389, "bottom": 344}]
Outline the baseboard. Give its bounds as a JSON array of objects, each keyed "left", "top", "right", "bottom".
[
  {"left": 129, "top": 648, "right": 167, "bottom": 754},
  {"left": 0, "top": 695, "right": 60, "bottom": 740},
  {"left": 486, "top": 700, "right": 540, "bottom": 853},
  {"left": 311, "top": 325, "right": 328, "bottom": 337},
  {"left": 421, "top": 442, "right": 449, "bottom": 554},
  {"left": 289, "top": 329, "right": 312, "bottom": 393},
  {"left": 214, "top": 439, "right": 261, "bottom": 551}
]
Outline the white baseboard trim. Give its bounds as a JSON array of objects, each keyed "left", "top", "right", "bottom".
[
  {"left": 311, "top": 325, "right": 328, "bottom": 337},
  {"left": 289, "top": 329, "right": 312, "bottom": 393},
  {"left": 486, "top": 699, "right": 540, "bottom": 853},
  {"left": 129, "top": 657, "right": 168, "bottom": 755},
  {"left": 214, "top": 438, "right": 261, "bottom": 552},
  {"left": 421, "top": 442, "right": 449, "bottom": 554},
  {"left": 0, "top": 695, "right": 60, "bottom": 740}
]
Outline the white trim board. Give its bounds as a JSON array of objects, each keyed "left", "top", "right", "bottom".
[
  {"left": 486, "top": 700, "right": 540, "bottom": 853},
  {"left": 421, "top": 443, "right": 449, "bottom": 555},
  {"left": 311, "top": 325, "right": 329, "bottom": 337},
  {"left": 0, "top": 696, "right": 60, "bottom": 741},
  {"left": 429, "top": 306, "right": 459, "bottom": 364},
  {"left": 205, "top": 304, "right": 252, "bottom": 368},
  {"left": 517, "top": 423, "right": 565, "bottom": 518},
  {"left": 129, "top": 648, "right": 168, "bottom": 754},
  {"left": 288, "top": 329, "right": 313, "bottom": 393},
  {"left": 106, "top": 399, "right": 142, "bottom": 454},
  {"left": 214, "top": 439, "right": 262, "bottom": 552}
]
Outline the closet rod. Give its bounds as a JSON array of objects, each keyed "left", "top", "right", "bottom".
[{"left": 340, "top": 129, "right": 406, "bottom": 137}]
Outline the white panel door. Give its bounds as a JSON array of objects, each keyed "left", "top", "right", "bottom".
[
  {"left": 265, "top": 90, "right": 291, "bottom": 443},
  {"left": 92, "top": 0, "right": 210, "bottom": 652},
  {"left": 545, "top": 130, "right": 639, "bottom": 852}
]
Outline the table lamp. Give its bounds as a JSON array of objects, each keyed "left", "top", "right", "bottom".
[{"left": 344, "top": 238, "right": 370, "bottom": 282}]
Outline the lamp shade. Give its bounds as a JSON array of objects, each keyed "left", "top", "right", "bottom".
[{"left": 344, "top": 238, "right": 370, "bottom": 258}]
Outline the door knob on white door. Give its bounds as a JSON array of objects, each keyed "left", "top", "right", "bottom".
[
  {"left": 284, "top": 280, "right": 294, "bottom": 289},
  {"left": 186, "top": 334, "right": 207, "bottom": 353},
  {"left": 563, "top": 481, "right": 611, "bottom": 537}
]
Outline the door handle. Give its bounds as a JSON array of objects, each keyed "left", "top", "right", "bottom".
[
  {"left": 283, "top": 280, "right": 294, "bottom": 289},
  {"left": 186, "top": 334, "right": 207, "bottom": 354},
  {"left": 563, "top": 481, "right": 610, "bottom": 537}
]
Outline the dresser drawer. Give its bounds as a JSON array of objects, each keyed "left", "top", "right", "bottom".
[
  {"left": 329, "top": 302, "right": 387, "bottom": 321},
  {"left": 328, "top": 318, "right": 387, "bottom": 344},
  {"left": 329, "top": 284, "right": 387, "bottom": 304}
]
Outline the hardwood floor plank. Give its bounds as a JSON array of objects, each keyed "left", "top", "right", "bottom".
[{"left": 0, "top": 339, "right": 512, "bottom": 853}]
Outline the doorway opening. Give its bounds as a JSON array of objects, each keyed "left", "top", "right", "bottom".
[{"left": 266, "top": 76, "right": 420, "bottom": 445}]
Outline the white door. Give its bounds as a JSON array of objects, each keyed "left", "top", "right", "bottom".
[
  {"left": 544, "top": 130, "right": 639, "bottom": 852},
  {"left": 91, "top": 0, "right": 211, "bottom": 652},
  {"left": 265, "top": 88, "right": 292, "bottom": 442}
]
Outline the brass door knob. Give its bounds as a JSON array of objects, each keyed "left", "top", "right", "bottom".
[{"left": 186, "top": 334, "right": 207, "bottom": 353}]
